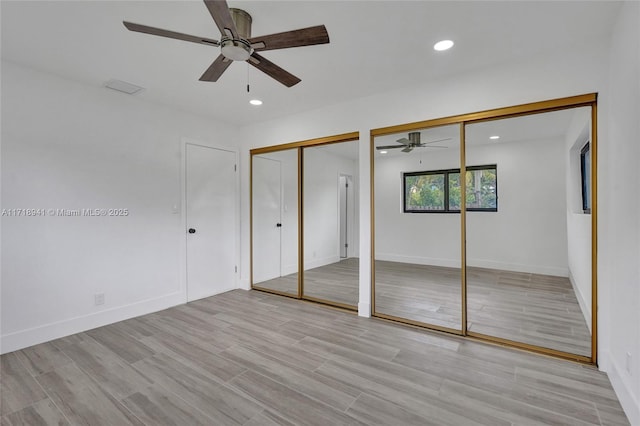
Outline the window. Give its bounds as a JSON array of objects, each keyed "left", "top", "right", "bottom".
[
  {"left": 403, "top": 165, "right": 497, "bottom": 213},
  {"left": 580, "top": 142, "right": 591, "bottom": 213}
]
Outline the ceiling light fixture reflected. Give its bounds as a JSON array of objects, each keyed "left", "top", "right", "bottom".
[
  {"left": 380, "top": 150, "right": 388, "bottom": 154},
  {"left": 433, "top": 40, "right": 454, "bottom": 51},
  {"left": 489, "top": 135, "right": 500, "bottom": 140},
  {"left": 249, "top": 99, "right": 263, "bottom": 106}
]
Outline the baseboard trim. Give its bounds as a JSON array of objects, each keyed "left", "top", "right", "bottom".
[
  {"left": 304, "top": 255, "right": 341, "bottom": 270},
  {"left": 602, "top": 351, "right": 640, "bottom": 425},
  {"left": 376, "top": 253, "right": 458, "bottom": 268},
  {"left": 568, "top": 269, "right": 592, "bottom": 333},
  {"left": 239, "top": 278, "right": 251, "bottom": 290},
  {"left": 0, "top": 291, "right": 184, "bottom": 354},
  {"left": 467, "top": 260, "right": 568, "bottom": 277},
  {"left": 376, "top": 253, "right": 568, "bottom": 276}
]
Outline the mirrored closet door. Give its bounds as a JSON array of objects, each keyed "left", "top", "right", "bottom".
[
  {"left": 251, "top": 132, "right": 360, "bottom": 310},
  {"left": 371, "top": 94, "right": 597, "bottom": 362},
  {"left": 252, "top": 148, "right": 299, "bottom": 297},
  {"left": 303, "top": 141, "right": 360, "bottom": 308},
  {"left": 373, "top": 124, "right": 463, "bottom": 333},
  {"left": 465, "top": 107, "right": 593, "bottom": 358}
]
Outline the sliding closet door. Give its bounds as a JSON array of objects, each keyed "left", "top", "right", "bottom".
[
  {"left": 464, "top": 108, "right": 593, "bottom": 358},
  {"left": 251, "top": 149, "right": 299, "bottom": 296},
  {"left": 302, "top": 141, "right": 359, "bottom": 308},
  {"left": 374, "top": 124, "right": 463, "bottom": 333}
]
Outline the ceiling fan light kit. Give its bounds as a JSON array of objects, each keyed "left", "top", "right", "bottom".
[
  {"left": 220, "top": 8, "right": 252, "bottom": 61},
  {"left": 123, "top": 0, "right": 330, "bottom": 87}
]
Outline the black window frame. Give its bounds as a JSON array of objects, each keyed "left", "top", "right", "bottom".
[
  {"left": 580, "top": 142, "right": 591, "bottom": 214},
  {"left": 403, "top": 165, "right": 498, "bottom": 213}
]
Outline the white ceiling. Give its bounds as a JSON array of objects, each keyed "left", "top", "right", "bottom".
[{"left": 1, "top": 1, "right": 621, "bottom": 126}]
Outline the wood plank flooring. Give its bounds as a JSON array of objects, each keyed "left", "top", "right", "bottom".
[
  {"left": 254, "top": 258, "right": 591, "bottom": 356},
  {"left": 0, "top": 289, "right": 629, "bottom": 425},
  {"left": 375, "top": 261, "right": 592, "bottom": 356}
]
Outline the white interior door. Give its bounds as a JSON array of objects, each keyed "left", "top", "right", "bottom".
[
  {"left": 186, "top": 143, "right": 236, "bottom": 301},
  {"left": 252, "top": 156, "right": 282, "bottom": 283}
]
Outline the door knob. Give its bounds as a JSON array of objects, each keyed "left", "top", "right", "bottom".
[
  {"left": 276, "top": 223, "right": 282, "bottom": 228},
  {"left": 188, "top": 228, "right": 196, "bottom": 234}
]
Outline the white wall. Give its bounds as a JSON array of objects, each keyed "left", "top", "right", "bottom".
[
  {"left": 374, "top": 137, "right": 568, "bottom": 275},
  {"left": 304, "top": 147, "right": 359, "bottom": 269},
  {"left": 467, "top": 138, "right": 568, "bottom": 275},
  {"left": 0, "top": 61, "right": 239, "bottom": 353},
  {"left": 600, "top": 2, "right": 640, "bottom": 423}
]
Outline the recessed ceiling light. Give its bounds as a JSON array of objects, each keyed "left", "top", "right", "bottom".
[
  {"left": 489, "top": 135, "right": 500, "bottom": 140},
  {"left": 433, "top": 40, "right": 454, "bottom": 51},
  {"left": 380, "top": 150, "right": 388, "bottom": 154},
  {"left": 249, "top": 99, "right": 263, "bottom": 106}
]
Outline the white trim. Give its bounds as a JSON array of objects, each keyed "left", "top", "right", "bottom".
[
  {"left": 376, "top": 253, "right": 460, "bottom": 269},
  {"left": 601, "top": 351, "right": 640, "bottom": 426},
  {"left": 376, "top": 253, "right": 568, "bottom": 277},
  {"left": 568, "top": 269, "right": 592, "bottom": 333},
  {"left": 358, "top": 302, "right": 371, "bottom": 317},
  {"left": 466, "top": 259, "right": 568, "bottom": 277},
  {"left": 0, "top": 292, "right": 183, "bottom": 354},
  {"left": 338, "top": 172, "right": 356, "bottom": 259},
  {"left": 305, "top": 255, "right": 341, "bottom": 270},
  {"left": 180, "top": 137, "right": 241, "bottom": 302}
]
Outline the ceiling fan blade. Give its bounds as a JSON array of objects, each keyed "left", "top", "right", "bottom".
[
  {"left": 402, "top": 146, "right": 414, "bottom": 153},
  {"left": 249, "top": 25, "right": 330, "bottom": 51},
  {"left": 422, "top": 137, "right": 452, "bottom": 145},
  {"left": 396, "top": 137, "right": 410, "bottom": 145},
  {"left": 199, "top": 54, "right": 233, "bottom": 81},
  {"left": 203, "top": 0, "right": 238, "bottom": 38},
  {"left": 376, "top": 145, "right": 404, "bottom": 150},
  {"left": 248, "top": 52, "right": 301, "bottom": 87},
  {"left": 123, "top": 21, "right": 220, "bottom": 46}
]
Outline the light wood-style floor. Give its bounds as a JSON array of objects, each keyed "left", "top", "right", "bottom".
[
  {"left": 0, "top": 290, "right": 629, "bottom": 425},
  {"left": 255, "top": 258, "right": 591, "bottom": 356},
  {"left": 376, "top": 260, "right": 592, "bottom": 356},
  {"left": 253, "top": 257, "right": 360, "bottom": 306}
]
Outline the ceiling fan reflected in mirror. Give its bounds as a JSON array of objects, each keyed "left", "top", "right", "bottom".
[
  {"left": 376, "top": 132, "right": 452, "bottom": 153},
  {"left": 123, "top": 0, "right": 330, "bottom": 87}
]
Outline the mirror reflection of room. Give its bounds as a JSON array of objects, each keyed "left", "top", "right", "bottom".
[
  {"left": 465, "top": 107, "right": 592, "bottom": 357},
  {"left": 252, "top": 148, "right": 299, "bottom": 296},
  {"left": 374, "top": 124, "right": 462, "bottom": 331},
  {"left": 303, "top": 141, "right": 359, "bottom": 308}
]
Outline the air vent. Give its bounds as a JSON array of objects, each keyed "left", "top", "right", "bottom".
[{"left": 105, "top": 79, "right": 144, "bottom": 95}]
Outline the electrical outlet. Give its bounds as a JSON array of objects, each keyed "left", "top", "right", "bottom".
[
  {"left": 94, "top": 293, "right": 105, "bottom": 306},
  {"left": 626, "top": 352, "right": 632, "bottom": 374}
]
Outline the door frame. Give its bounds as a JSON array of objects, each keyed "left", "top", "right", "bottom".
[
  {"left": 338, "top": 173, "right": 355, "bottom": 259},
  {"left": 180, "top": 137, "right": 240, "bottom": 302}
]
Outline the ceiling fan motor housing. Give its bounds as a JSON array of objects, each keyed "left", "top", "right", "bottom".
[
  {"left": 408, "top": 132, "right": 421, "bottom": 145},
  {"left": 221, "top": 8, "right": 253, "bottom": 61}
]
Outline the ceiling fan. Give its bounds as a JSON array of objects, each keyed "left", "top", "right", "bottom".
[
  {"left": 123, "top": 0, "right": 329, "bottom": 87},
  {"left": 376, "top": 132, "right": 452, "bottom": 153}
]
